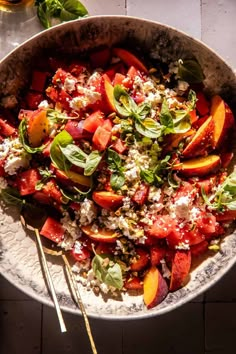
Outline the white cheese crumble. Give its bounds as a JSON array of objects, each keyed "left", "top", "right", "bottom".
[
  {"left": 64, "top": 77, "right": 77, "bottom": 93},
  {"left": 169, "top": 195, "right": 191, "bottom": 220},
  {"left": 79, "top": 198, "right": 97, "bottom": 225},
  {"left": 38, "top": 100, "right": 50, "bottom": 109},
  {"left": 70, "top": 87, "right": 101, "bottom": 111},
  {"left": 0, "top": 137, "right": 31, "bottom": 175}
]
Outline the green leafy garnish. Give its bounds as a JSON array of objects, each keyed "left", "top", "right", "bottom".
[
  {"left": 60, "top": 144, "right": 87, "bottom": 168},
  {"left": 160, "top": 90, "right": 196, "bottom": 135},
  {"left": 92, "top": 252, "right": 123, "bottom": 290},
  {"left": 140, "top": 155, "right": 171, "bottom": 186},
  {"left": 106, "top": 148, "right": 125, "bottom": 191},
  {"left": 50, "top": 130, "right": 73, "bottom": 171},
  {"left": 46, "top": 109, "right": 79, "bottom": 123},
  {"left": 178, "top": 59, "right": 205, "bottom": 83},
  {"left": 84, "top": 150, "right": 102, "bottom": 176},
  {"left": 19, "top": 119, "right": 46, "bottom": 154},
  {"left": 113, "top": 85, "right": 162, "bottom": 139},
  {"left": 35, "top": 0, "right": 88, "bottom": 29},
  {"left": 1, "top": 187, "right": 25, "bottom": 206},
  {"left": 201, "top": 170, "right": 236, "bottom": 211},
  {"left": 35, "top": 168, "right": 55, "bottom": 191}
]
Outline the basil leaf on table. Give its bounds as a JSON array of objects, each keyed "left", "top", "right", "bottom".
[
  {"left": 84, "top": 150, "right": 102, "bottom": 176},
  {"left": 35, "top": 0, "right": 88, "bottom": 29},
  {"left": 50, "top": 130, "right": 73, "bottom": 171},
  {"left": 19, "top": 119, "right": 46, "bottom": 154},
  {"left": 178, "top": 59, "right": 205, "bottom": 84},
  {"left": 92, "top": 253, "right": 123, "bottom": 290},
  {"left": 1, "top": 187, "right": 25, "bottom": 206}
]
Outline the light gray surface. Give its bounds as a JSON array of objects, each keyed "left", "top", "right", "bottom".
[{"left": 1, "top": 1, "right": 236, "bottom": 353}]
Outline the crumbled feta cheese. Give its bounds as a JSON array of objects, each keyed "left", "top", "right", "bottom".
[
  {"left": 1, "top": 138, "right": 31, "bottom": 175},
  {"left": 79, "top": 198, "right": 97, "bottom": 225},
  {"left": 70, "top": 87, "right": 101, "bottom": 111},
  {"left": 169, "top": 196, "right": 191, "bottom": 220},
  {"left": 175, "top": 242, "right": 190, "bottom": 250},
  {"left": 64, "top": 77, "right": 77, "bottom": 93},
  {"left": 38, "top": 100, "right": 49, "bottom": 109},
  {"left": 4, "top": 155, "right": 30, "bottom": 175}
]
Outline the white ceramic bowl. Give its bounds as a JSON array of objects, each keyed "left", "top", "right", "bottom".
[{"left": 1, "top": 16, "right": 236, "bottom": 320}]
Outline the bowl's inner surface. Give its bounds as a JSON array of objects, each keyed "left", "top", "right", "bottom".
[{"left": 1, "top": 16, "right": 236, "bottom": 319}]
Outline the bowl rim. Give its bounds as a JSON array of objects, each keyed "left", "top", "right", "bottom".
[{"left": 1, "top": 15, "right": 236, "bottom": 320}]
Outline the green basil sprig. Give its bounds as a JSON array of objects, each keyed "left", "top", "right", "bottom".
[
  {"left": 178, "top": 59, "right": 205, "bottom": 83},
  {"left": 113, "top": 85, "right": 162, "bottom": 139},
  {"left": 92, "top": 252, "right": 123, "bottom": 290},
  {"left": 19, "top": 119, "right": 46, "bottom": 154},
  {"left": 35, "top": 168, "right": 55, "bottom": 191},
  {"left": 202, "top": 170, "right": 236, "bottom": 211},
  {"left": 50, "top": 130, "right": 73, "bottom": 171},
  {"left": 35, "top": 0, "right": 88, "bottom": 29},
  {"left": 1, "top": 187, "right": 25, "bottom": 207},
  {"left": 140, "top": 155, "right": 171, "bottom": 186},
  {"left": 160, "top": 90, "right": 196, "bottom": 135},
  {"left": 47, "top": 109, "right": 79, "bottom": 123},
  {"left": 50, "top": 130, "right": 102, "bottom": 176},
  {"left": 106, "top": 148, "right": 125, "bottom": 191}
]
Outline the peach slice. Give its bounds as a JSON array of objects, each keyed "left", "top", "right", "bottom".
[
  {"left": 164, "top": 129, "right": 195, "bottom": 152},
  {"left": 81, "top": 224, "right": 118, "bottom": 243},
  {"left": 182, "top": 116, "right": 214, "bottom": 158},
  {"left": 102, "top": 75, "right": 116, "bottom": 113},
  {"left": 210, "top": 95, "right": 235, "bottom": 148},
  {"left": 112, "top": 48, "right": 148, "bottom": 74},
  {"left": 28, "top": 109, "right": 49, "bottom": 147},
  {"left": 92, "top": 191, "right": 124, "bottom": 209},
  {"left": 173, "top": 155, "right": 221, "bottom": 177},
  {"left": 169, "top": 250, "right": 191, "bottom": 291},
  {"left": 143, "top": 266, "right": 168, "bottom": 309}
]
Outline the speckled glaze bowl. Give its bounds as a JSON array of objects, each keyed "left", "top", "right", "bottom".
[{"left": 1, "top": 16, "right": 236, "bottom": 320}]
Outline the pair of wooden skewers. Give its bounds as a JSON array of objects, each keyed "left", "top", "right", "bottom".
[{"left": 20, "top": 213, "right": 97, "bottom": 354}]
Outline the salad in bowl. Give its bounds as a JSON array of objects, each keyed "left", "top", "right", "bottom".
[{"left": 1, "top": 42, "right": 236, "bottom": 310}]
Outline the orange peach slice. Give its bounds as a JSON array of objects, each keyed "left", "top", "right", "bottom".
[
  {"left": 164, "top": 129, "right": 195, "bottom": 152},
  {"left": 169, "top": 250, "right": 191, "bottom": 291},
  {"left": 182, "top": 116, "right": 214, "bottom": 158},
  {"left": 173, "top": 155, "right": 221, "bottom": 177},
  {"left": 28, "top": 109, "right": 49, "bottom": 147},
  {"left": 112, "top": 48, "right": 148, "bottom": 74},
  {"left": 81, "top": 225, "right": 118, "bottom": 243},
  {"left": 102, "top": 75, "right": 116, "bottom": 113},
  {"left": 92, "top": 191, "right": 124, "bottom": 209},
  {"left": 143, "top": 266, "right": 168, "bottom": 309},
  {"left": 210, "top": 95, "right": 235, "bottom": 148}
]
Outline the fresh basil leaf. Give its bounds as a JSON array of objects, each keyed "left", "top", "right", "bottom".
[
  {"left": 37, "top": 2, "right": 51, "bottom": 29},
  {"left": 113, "top": 85, "right": 134, "bottom": 117},
  {"left": 107, "top": 148, "right": 122, "bottom": 171},
  {"left": 178, "top": 59, "right": 205, "bottom": 84},
  {"left": 92, "top": 253, "right": 123, "bottom": 290},
  {"left": 60, "top": 186, "right": 90, "bottom": 202},
  {"left": 137, "top": 102, "right": 151, "bottom": 117},
  {"left": 35, "top": 168, "right": 55, "bottom": 191},
  {"left": 47, "top": 109, "right": 78, "bottom": 123},
  {"left": 84, "top": 150, "right": 102, "bottom": 176},
  {"left": 167, "top": 172, "right": 180, "bottom": 189},
  {"left": 110, "top": 172, "right": 125, "bottom": 191},
  {"left": 160, "top": 99, "right": 173, "bottom": 128},
  {"left": 188, "top": 89, "right": 197, "bottom": 110},
  {"left": 50, "top": 130, "right": 73, "bottom": 170},
  {"left": 225, "top": 200, "right": 236, "bottom": 210},
  {"left": 19, "top": 119, "right": 46, "bottom": 154},
  {"left": 60, "top": 144, "right": 87, "bottom": 168},
  {"left": 140, "top": 169, "right": 155, "bottom": 184},
  {"left": 60, "top": 0, "right": 88, "bottom": 21},
  {"left": 135, "top": 117, "right": 162, "bottom": 138},
  {"left": 36, "top": 0, "right": 88, "bottom": 29},
  {"left": 173, "top": 118, "right": 191, "bottom": 134},
  {"left": 1, "top": 187, "right": 24, "bottom": 206}
]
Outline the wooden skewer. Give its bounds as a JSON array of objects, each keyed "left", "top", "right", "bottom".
[
  {"left": 62, "top": 254, "right": 98, "bottom": 354},
  {"left": 34, "top": 229, "right": 67, "bottom": 333}
]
